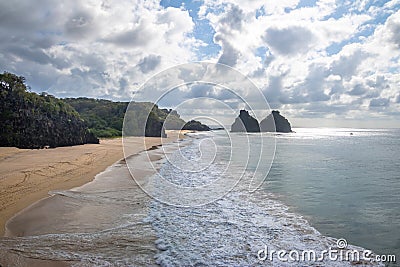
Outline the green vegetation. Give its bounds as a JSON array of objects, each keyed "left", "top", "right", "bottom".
[
  {"left": 64, "top": 98, "right": 128, "bottom": 138},
  {"left": 64, "top": 98, "right": 186, "bottom": 137},
  {"left": 0, "top": 72, "right": 211, "bottom": 148},
  {"left": 0, "top": 72, "right": 99, "bottom": 148},
  {"left": 123, "top": 102, "right": 167, "bottom": 137},
  {"left": 64, "top": 98, "right": 211, "bottom": 137}
]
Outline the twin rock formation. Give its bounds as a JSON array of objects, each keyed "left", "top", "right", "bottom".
[{"left": 231, "top": 110, "right": 292, "bottom": 133}]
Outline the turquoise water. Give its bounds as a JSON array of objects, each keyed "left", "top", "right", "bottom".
[
  {"left": 264, "top": 128, "right": 400, "bottom": 265},
  {"left": 147, "top": 129, "right": 397, "bottom": 266},
  {"left": 0, "top": 128, "right": 397, "bottom": 266}
]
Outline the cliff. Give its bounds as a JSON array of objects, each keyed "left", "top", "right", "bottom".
[
  {"left": 0, "top": 72, "right": 99, "bottom": 148},
  {"left": 64, "top": 98, "right": 128, "bottom": 138},
  {"left": 160, "top": 109, "right": 187, "bottom": 130},
  {"left": 231, "top": 110, "right": 260, "bottom": 132},
  {"left": 0, "top": 72, "right": 211, "bottom": 146},
  {"left": 260, "top": 110, "right": 292, "bottom": 133},
  {"left": 122, "top": 103, "right": 167, "bottom": 138},
  {"left": 66, "top": 99, "right": 187, "bottom": 137},
  {"left": 65, "top": 98, "right": 170, "bottom": 138}
]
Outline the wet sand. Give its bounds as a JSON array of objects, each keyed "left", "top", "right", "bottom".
[
  {"left": 0, "top": 131, "right": 185, "bottom": 237},
  {"left": 0, "top": 131, "right": 187, "bottom": 266}
]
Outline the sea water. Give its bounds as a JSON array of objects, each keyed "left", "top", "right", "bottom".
[
  {"left": 0, "top": 129, "right": 398, "bottom": 266},
  {"left": 264, "top": 128, "right": 400, "bottom": 265},
  {"left": 148, "top": 129, "right": 398, "bottom": 266}
]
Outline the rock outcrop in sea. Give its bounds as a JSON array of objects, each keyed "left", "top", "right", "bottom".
[
  {"left": 260, "top": 110, "right": 292, "bottom": 133},
  {"left": 231, "top": 110, "right": 260, "bottom": 132},
  {"left": 230, "top": 109, "right": 292, "bottom": 133},
  {"left": 182, "top": 120, "right": 211, "bottom": 131}
]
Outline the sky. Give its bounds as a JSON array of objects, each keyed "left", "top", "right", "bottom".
[{"left": 0, "top": 0, "right": 399, "bottom": 128}]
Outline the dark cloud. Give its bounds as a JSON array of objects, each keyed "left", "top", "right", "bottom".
[
  {"left": 0, "top": 0, "right": 59, "bottom": 33},
  {"left": 262, "top": 75, "right": 283, "bottom": 104},
  {"left": 188, "top": 84, "right": 213, "bottom": 98},
  {"left": 250, "top": 67, "right": 267, "bottom": 78},
  {"left": 212, "top": 5, "right": 245, "bottom": 67},
  {"left": 304, "top": 63, "right": 330, "bottom": 102},
  {"left": 8, "top": 46, "right": 52, "bottom": 65},
  {"left": 105, "top": 25, "right": 153, "bottom": 47},
  {"left": 216, "top": 40, "right": 240, "bottom": 66},
  {"left": 363, "top": 89, "right": 381, "bottom": 99},
  {"left": 263, "top": 26, "right": 315, "bottom": 55},
  {"left": 369, "top": 98, "right": 390, "bottom": 107},
  {"left": 387, "top": 15, "right": 400, "bottom": 48},
  {"left": 80, "top": 54, "right": 107, "bottom": 72},
  {"left": 367, "top": 75, "right": 390, "bottom": 90},
  {"left": 329, "top": 81, "right": 345, "bottom": 96},
  {"left": 309, "top": 91, "right": 330, "bottom": 102},
  {"left": 188, "top": 84, "right": 236, "bottom": 101},
  {"left": 331, "top": 49, "right": 365, "bottom": 79},
  {"left": 262, "top": 71, "right": 330, "bottom": 106},
  {"left": 119, "top": 78, "right": 128, "bottom": 91},
  {"left": 347, "top": 84, "right": 366, "bottom": 96},
  {"left": 64, "top": 11, "right": 96, "bottom": 39},
  {"left": 138, "top": 55, "right": 161, "bottom": 73},
  {"left": 219, "top": 5, "right": 244, "bottom": 31},
  {"left": 276, "top": 63, "right": 331, "bottom": 105},
  {"left": 396, "top": 94, "right": 400, "bottom": 103}
]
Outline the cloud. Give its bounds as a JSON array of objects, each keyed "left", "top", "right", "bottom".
[
  {"left": 385, "top": 10, "right": 400, "bottom": 48},
  {"left": 209, "top": 4, "right": 247, "bottom": 67},
  {"left": 347, "top": 84, "right": 366, "bottom": 96},
  {"left": 138, "top": 55, "right": 162, "bottom": 73},
  {"left": 216, "top": 41, "right": 240, "bottom": 66},
  {"left": 218, "top": 5, "right": 244, "bottom": 31},
  {"left": 0, "top": 0, "right": 399, "bottom": 127},
  {"left": 0, "top": 0, "right": 197, "bottom": 100},
  {"left": 370, "top": 98, "right": 390, "bottom": 108},
  {"left": 263, "top": 26, "right": 316, "bottom": 55},
  {"left": 330, "top": 47, "right": 366, "bottom": 80},
  {"left": 64, "top": 11, "right": 96, "bottom": 40},
  {"left": 106, "top": 26, "right": 155, "bottom": 47}
]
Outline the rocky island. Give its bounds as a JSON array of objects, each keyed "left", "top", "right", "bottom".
[
  {"left": 260, "top": 110, "right": 292, "bottom": 133},
  {"left": 182, "top": 120, "right": 211, "bottom": 131},
  {"left": 231, "top": 109, "right": 292, "bottom": 133},
  {"left": 231, "top": 110, "right": 260, "bottom": 132}
]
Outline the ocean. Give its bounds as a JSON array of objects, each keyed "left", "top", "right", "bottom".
[{"left": 0, "top": 128, "right": 398, "bottom": 266}]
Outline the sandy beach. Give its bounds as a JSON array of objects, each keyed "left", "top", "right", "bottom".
[
  {"left": 0, "top": 130, "right": 187, "bottom": 266},
  {"left": 0, "top": 131, "right": 184, "bottom": 237}
]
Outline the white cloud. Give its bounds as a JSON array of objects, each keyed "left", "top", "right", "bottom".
[
  {"left": 0, "top": 0, "right": 399, "bottom": 127},
  {"left": 0, "top": 0, "right": 197, "bottom": 99}
]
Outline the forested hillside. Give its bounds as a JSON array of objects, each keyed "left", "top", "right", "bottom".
[
  {"left": 64, "top": 98, "right": 188, "bottom": 138},
  {"left": 0, "top": 72, "right": 211, "bottom": 148},
  {"left": 64, "top": 98, "right": 129, "bottom": 138},
  {"left": 0, "top": 72, "right": 99, "bottom": 148}
]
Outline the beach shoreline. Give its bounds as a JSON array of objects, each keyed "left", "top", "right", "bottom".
[
  {"left": 0, "top": 139, "right": 122, "bottom": 238},
  {"left": 0, "top": 130, "right": 186, "bottom": 238},
  {"left": 0, "top": 130, "right": 188, "bottom": 266}
]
